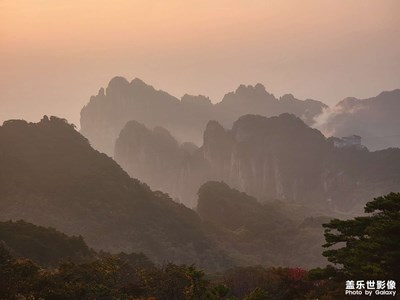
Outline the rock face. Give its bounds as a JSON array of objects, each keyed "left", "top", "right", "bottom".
[
  {"left": 201, "top": 114, "right": 328, "bottom": 203},
  {"left": 114, "top": 120, "right": 198, "bottom": 201},
  {"left": 80, "top": 77, "right": 326, "bottom": 156},
  {"left": 115, "top": 114, "right": 400, "bottom": 214},
  {"left": 317, "top": 89, "right": 400, "bottom": 150},
  {"left": 0, "top": 116, "right": 230, "bottom": 271},
  {"left": 80, "top": 77, "right": 182, "bottom": 156},
  {"left": 176, "top": 114, "right": 334, "bottom": 209}
]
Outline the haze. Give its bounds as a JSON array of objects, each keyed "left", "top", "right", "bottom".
[{"left": 1, "top": 0, "right": 399, "bottom": 126}]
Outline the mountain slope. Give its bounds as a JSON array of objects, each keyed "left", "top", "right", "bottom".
[
  {"left": 196, "top": 181, "right": 328, "bottom": 268},
  {"left": 0, "top": 220, "right": 93, "bottom": 267},
  {"left": 0, "top": 116, "right": 230, "bottom": 271}
]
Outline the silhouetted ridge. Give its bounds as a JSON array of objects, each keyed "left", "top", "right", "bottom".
[
  {"left": 106, "top": 76, "right": 130, "bottom": 97},
  {"left": 130, "top": 77, "right": 149, "bottom": 88},
  {"left": 80, "top": 77, "right": 327, "bottom": 156},
  {"left": 223, "top": 83, "right": 273, "bottom": 102},
  {"left": 181, "top": 94, "right": 213, "bottom": 107}
]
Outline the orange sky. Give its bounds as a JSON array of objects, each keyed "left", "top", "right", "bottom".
[{"left": 1, "top": 0, "right": 399, "bottom": 126}]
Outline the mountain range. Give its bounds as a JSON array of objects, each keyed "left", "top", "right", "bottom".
[
  {"left": 115, "top": 113, "right": 400, "bottom": 213},
  {"left": 81, "top": 77, "right": 400, "bottom": 157},
  {"left": 80, "top": 77, "right": 327, "bottom": 156},
  {"left": 0, "top": 117, "right": 329, "bottom": 270},
  {"left": 2, "top": 76, "right": 399, "bottom": 272}
]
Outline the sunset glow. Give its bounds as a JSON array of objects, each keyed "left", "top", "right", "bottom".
[{"left": 1, "top": 0, "right": 399, "bottom": 125}]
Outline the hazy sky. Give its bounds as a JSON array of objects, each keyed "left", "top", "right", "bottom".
[{"left": 1, "top": 0, "right": 399, "bottom": 126}]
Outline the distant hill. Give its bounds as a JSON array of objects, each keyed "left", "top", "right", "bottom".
[
  {"left": 115, "top": 114, "right": 400, "bottom": 213},
  {"left": 0, "top": 220, "right": 92, "bottom": 267},
  {"left": 81, "top": 78, "right": 400, "bottom": 155},
  {"left": 317, "top": 89, "right": 400, "bottom": 150},
  {"left": 215, "top": 84, "right": 327, "bottom": 127},
  {"left": 80, "top": 77, "right": 327, "bottom": 156},
  {"left": 196, "top": 181, "right": 328, "bottom": 268},
  {"left": 0, "top": 116, "right": 230, "bottom": 271}
]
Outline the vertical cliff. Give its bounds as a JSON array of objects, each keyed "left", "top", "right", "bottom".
[{"left": 114, "top": 113, "right": 400, "bottom": 214}]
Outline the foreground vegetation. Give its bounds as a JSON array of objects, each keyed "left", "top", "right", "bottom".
[{"left": 1, "top": 193, "right": 399, "bottom": 299}]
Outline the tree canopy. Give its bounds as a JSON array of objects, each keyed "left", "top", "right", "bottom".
[{"left": 322, "top": 192, "right": 400, "bottom": 282}]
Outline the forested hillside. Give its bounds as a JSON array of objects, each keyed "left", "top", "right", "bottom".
[
  {"left": 0, "top": 220, "right": 92, "bottom": 267},
  {"left": 0, "top": 116, "right": 230, "bottom": 271}
]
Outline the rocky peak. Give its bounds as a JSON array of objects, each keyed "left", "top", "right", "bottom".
[
  {"left": 130, "top": 78, "right": 156, "bottom": 92},
  {"left": 279, "top": 94, "right": 296, "bottom": 102},
  {"left": 97, "top": 87, "right": 105, "bottom": 97},
  {"left": 181, "top": 94, "right": 213, "bottom": 107},
  {"left": 221, "top": 83, "right": 274, "bottom": 104},
  {"left": 377, "top": 89, "right": 400, "bottom": 99},
  {"left": 120, "top": 120, "right": 149, "bottom": 137},
  {"left": 202, "top": 121, "right": 233, "bottom": 166},
  {"left": 335, "top": 97, "right": 361, "bottom": 110},
  {"left": 236, "top": 83, "right": 270, "bottom": 97},
  {"left": 105, "top": 76, "right": 130, "bottom": 97},
  {"left": 203, "top": 121, "right": 228, "bottom": 144}
]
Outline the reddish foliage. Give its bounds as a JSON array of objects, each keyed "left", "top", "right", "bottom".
[{"left": 287, "top": 268, "right": 307, "bottom": 282}]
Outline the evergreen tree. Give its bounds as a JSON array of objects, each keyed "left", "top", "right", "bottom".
[{"left": 322, "top": 192, "right": 400, "bottom": 282}]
